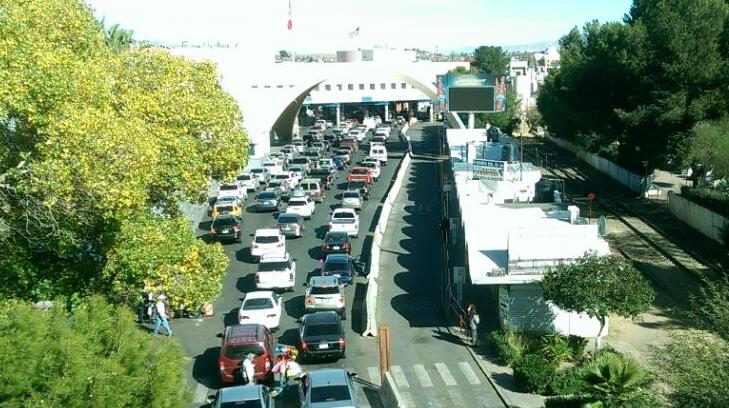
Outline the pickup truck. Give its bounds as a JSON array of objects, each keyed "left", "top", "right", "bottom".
[
  {"left": 308, "top": 168, "right": 335, "bottom": 190},
  {"left": 346, "top": 167, "right": 373, "bottom": 184}
]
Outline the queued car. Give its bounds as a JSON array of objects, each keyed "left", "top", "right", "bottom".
[
  {"left": 347, "top": 181, "right": 370, "bottom": 200},
  {"left": 236, "top": 173, "right": 261, "bottom": 192},
  {"left": 360, "top": 160, "right": 381, "bottom": 181},
  {"left": 239, "top": 291, "right": 283, "bottom": 330},
  {"left": 369, "top": 144, "right": 388, "bottom": 166},
  {"left": 297, "top": 312, "right": 346, "bottom": 362},
  {"left": 320, "top": 253, "right": 358, "bottom": 286},
  {"left": 217, "top": 323, "right": 275, "bottom": 384},
  {"left": 267, "top": 179, "right": 291, "bottom": 200},
  {"left": 277, "top": 212, "right": 305, "bottom": 238},
  {"left": 250, "top": 167, "right": 272, "bottom": 185},
  {"left": 346, "top": 167, "right": 373, "bottom": 184},
  {"left": 308, "top": 168, "right": 334, "bottom": 190},
  {"left": 212, "top": 196, "right": 244, "bottom": 219},
  {"left": 320, "top": 231, "right": 352, "bottom": 255},
  {"left": 206, "top": 385, "right": 274, "bottom": 408},
  {"left": 210, "top": 214, "right": 242, "bottom": 243},
  {"left": 286, "top": 195, "right": 316, "bottom": 219},
  {"left": 304, "top": 276, "right": 345, "bottom": 318},
  {"left": 256, "top": 253, "right": 296, "bottom": 292},
  {"left": 217, "top": 182, "right": 247, "bottom": 201},
  {"left": 254, "top": 190, "right": 282, "bottom": 212},
  {"left": 250, "top": 228, "right": 286, "bottom": 259},
  {"left": 288, "top": 165, "right": 306, "bottom": 183},
  {"left": 328, "top": 208, "right": 359, "bottom": 238},
  {"left": 298, "top": 369, "right": 359, "bottom": 408},
  {"left": 272, "top": 171, "right": 298, "bottom": 188},
  {"left": 332, "top": 155, "right": 348, "bottom": 170},
  {"left": 340, "top": 190, "right": 363, "bottom": 211},
  {"left": 334, "top": 149, "right": 352, "bottom": 164},
  {"left": 339, "top": 139, "right": 358, "bottom": 152}
]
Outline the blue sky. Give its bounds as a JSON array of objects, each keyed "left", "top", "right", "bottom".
[{"left": 86, "top": 0, "right": 633, "bottom": 55}]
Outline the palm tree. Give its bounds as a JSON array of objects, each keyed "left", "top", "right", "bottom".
[
  {"left": 104, "top": 23, "right": 134, "bottom": 51},
  {"left": 582, "top": 352, "right": 652, "bottom": 407}
]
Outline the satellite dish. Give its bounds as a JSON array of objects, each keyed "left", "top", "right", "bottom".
[{"left": 598, "top": 215, "right": 608, "bottom": 236}]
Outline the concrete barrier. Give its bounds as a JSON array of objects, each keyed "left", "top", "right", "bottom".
[
  {"left": 668, "top": 191, "right": 728, "bottom": 244},
  {"left": 362, "top": 125, "right": 413, "bottom": 337},
  {"left": 379, "top": 371, "right": 406, "bottom": 408}
]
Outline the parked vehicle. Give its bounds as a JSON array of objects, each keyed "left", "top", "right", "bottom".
[
  {"left": 254, "top": 190, "right": 282, "bottom": 212},
  {"left": 304, "top": 276, "right": 345, "bottom": 317},
  {"left": 239, "top": 291, "right": 283, "bottom": 330},
  {"left": 298, "top": 312, "right": 346, "bottom": 362},
  {"left": 237, "top": 173, "right": 261, "bottom": 192},
  {"left": 321, "top": 231, "right": 352, "bottom": 255},
  {"left": 277, "top": 212, "right": 305, "bottom": 238},
  {"left": 328, "top": 208, "right": 359, "bottom": 238},
  {"left": 298, "top": 369, "right": 358, "bottom": 408},
  {"left": 212, "top": 196, "right": 244, "bottom": 219},
  {"left": 217, "top": 323, "right": 275, "bottom": 384},
  {"left": 285, "top": 196, "right": 316, "bottom": 220},
  {"left": 340, "top": 190, "right": 363, "bottom": 210},
  {"left": 250, "top": 228, "right": 286, "bottom": 258},
  {"left": 210, "top": 214, "right": 242, "bottom": 243},
  {"left": 207, "top": 384, "right": 274, "bottom": 408},
  {"left": 256, "top": 253, "right": 296, "bottom": 292},
  {"left": 346, "top": 167, "right": 373, "bottom": 184},
  {"left": 299, "top": 178, "right": 325, "bottom": 203}
]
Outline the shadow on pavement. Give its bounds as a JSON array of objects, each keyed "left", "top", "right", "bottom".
[
  {"left": 351, "top": 282, "right": 367, "bottom": 335},
  {"left": 235, "top": 247, "right": 257, "bottom": 264},
  {"left": 284, "top": 295, "right": 306, "bottom": 320},
  {"left": 193, "top": 346, "right": 223, "bottom": 389}
]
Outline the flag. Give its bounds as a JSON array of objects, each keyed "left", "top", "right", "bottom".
[{"left": 348, "top": 27, "right": 360, "bottom": 38}]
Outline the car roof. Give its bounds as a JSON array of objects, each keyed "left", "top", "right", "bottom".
[
  {"left": 308, "top": 369, "right": 350, "bottom": 387},
  {"left": 214, "top": 214, "right": 237, "bottom": 221},
  {"left": 309, "top": 275, "right": 340, "bottom": 287},
  {"left": 325, "top": 230, "right": 349, "bottom": 238},
  {"left": 333, "top": 208, "right": 356, "bottom": 215},
  {"left": 255, "top": 228, "right": 282, "bottom": 236},
  {"left": 244, "top": 290, "right": 275, "bottom": 300},
  {"left": 224, "top": 323, "right": 267, "bottom": 343},
  {"left": 278, "top": 212, "right": 302, "bottom": 219},
  {"left": 218, "top": 384, "right": 265, "bottom": 402}
]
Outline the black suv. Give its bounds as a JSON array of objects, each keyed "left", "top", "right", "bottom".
[
  {"left": 210, "top": 214, "right": 242, "bottom": 242},
  {"left": 321, "top": 231, "right": 352, "bottom": 255},
  {"left": 347, "top": 181, "right": 370, "bottom": 200},
  {"left": 298, "top": 311, "right": 346, "bottom": 362}
]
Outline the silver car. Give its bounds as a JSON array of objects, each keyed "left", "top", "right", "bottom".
[
  {"left": 304, "top": 276, "right": 345, "bottom": 317},
  {"left": 299, "top": 369, "right": 358, "bottom": 408},
  {"left": 340, "top": 190, "right": 362, "bottom": 211},
  {"left": 207, "top": 384, "right": 274, "bottom": 408},
  {"left": 277, "top": 213, "right": 304, "bottom": 238}
]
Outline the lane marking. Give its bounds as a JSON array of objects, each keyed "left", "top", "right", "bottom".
[
  {"left": 390, "top": 365, "right": 410, "bottom": 388},
  {"left": 458, "top": 361, "right": 482, "bottom": 385},
  {"left": 367, "top": 366, "right": 381, "bottom": 386},
  {"left": 193, "top": 382, "right": 209, "bottom": 403},
  {"left": 435, "top": 363, "right": 457, "bottom": 386},
  {"left": 413, "top": 364, "right": 434, "bottom": 387}
]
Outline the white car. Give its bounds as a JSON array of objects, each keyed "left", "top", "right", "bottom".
[
  {"left": 375, "top": 128, "right": 389, "bottom": 139},
  {"left": 286, "top": 196, "right": 316, "bottom": 219},
  {"left": 315, "top": 119, "right": 327, "bottom": 128},
  {"left": 217, "top": 182, "right": 247, "bottom": 201},
  {"left": 272, "top": 171, "right": 298, "bottom": 188},
  {"left": 238, "top": 291, "right": 282, "bottom": 330},
  {"left": 341, "top": 190, "right": 363, "bottom": 210},
  {"left": 328, "top": 208, "right": 359, "bottom": 238},
  {"left": 289, "top": 166, "right": 305, "bottom": 183},
  {"left": 348, "top": 129, "right": 365, "bottom": 142},
  {"left": 262, "top": 160, "right": 283, "bottom": 175},
  {"left": 256, "top": 253, "right": 296, "bottom": 291},
  {"left": 317, "top": 158, "right": 334, "bottom": 169},
  {"left": 236, "top": 173, "right": 260, "bottom": 192},
  {"left": 291, "top": 140, "right": 305, "bottom": 153},
  {"left": 250, "top": 167, "right": 271, "bottom": 184},
  {"left": 250, "top": 229, "right": 286, "bottom": 258},
  {"left": 360, "top": 160, "right": 380, "bottom": 180}
]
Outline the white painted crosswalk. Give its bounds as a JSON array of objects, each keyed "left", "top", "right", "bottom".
[{"left": 367, "top": 361, "right": 483, "bottom": 390}]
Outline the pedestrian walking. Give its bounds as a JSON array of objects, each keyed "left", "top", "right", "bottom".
[
  {"left": 242, "top": 353, "right": 256, "bottom": 385},
  {"left": 153, "top": 294, "right": 173, "bottom": 337},
  {"left": 467, "top": 304, "right": 480, "bottom": 346},
  {"left": 272, "top": 352, "right": 290, "bottom": 389}
]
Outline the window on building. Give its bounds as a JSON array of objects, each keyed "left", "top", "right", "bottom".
[
  {"left": 251, "top": 85, "right": 259, "bottom": 89},
  {"left": 325, "top": 84, "right": 331, "bottom": 91},
  {"left": 264, "top": 85, "right": 271, "bottom": 89},
  {"left": 336, "top": 84, "right": 343, "bottom": 91},
  {"left": 391, "top": 83, "right": 396, "bottom": 89},
  {"left": 348, "top": 84, "right": 354, "bottom": 91},
  {"left": 314, "top": 85, "right": 320, "bottom": 91},
  {"left": 401, "top": 83, "right": 407, "bottom": 89},
  {"left": 380, "top": 83, "right": 386, "bottom": 89},
  {"left": 276, "top": 85, "right": 283, "bottom": 88},
  {"left": 359, "top": 84, "right": 365, "bottom": 90},
  {"left": 370, "top": 83, "right": 376, "bottom": 90}
]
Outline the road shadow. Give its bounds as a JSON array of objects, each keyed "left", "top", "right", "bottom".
[
  {"left": 223, "top": 307, "right": 240, "bottom": 327},
  {"left": 235, "top": 247, "right": 257, "bottom": 264},
  {"left": 277, "top": 328, "right": 300, "bottom": 348},
  {"left": 307, "top": 246, "right": 324, "bottom": 261},
  {"left": 284, "top": 295, "right": 306, "bottom": 320},
  {"left": 236, "top": 274, "right": 256, "bottom": 294},
  {"left": 192, "top": 346, "right": 223, "bottom": 389},
  {"left": 314, "top": 225, "right": 329, "bottom": 239},
  {"left": 351, "top": 282, "right": 367, "bottom": 335}
]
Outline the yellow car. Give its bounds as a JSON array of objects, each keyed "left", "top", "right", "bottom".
[{"left": 212, "top": 197, "right": 244, "bottom": 219}]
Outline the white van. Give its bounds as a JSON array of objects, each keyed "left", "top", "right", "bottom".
[{"left": 369, "top": 145, "right": 388, "bottom": 166}]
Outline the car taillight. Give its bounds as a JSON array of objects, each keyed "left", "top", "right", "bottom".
[
  {"left": 338, "top": 337, "right": 346, "bottom": 347},
  {"left": 239, "top": 315, "right": 249, "bottom": 320},
  {"left": 339, "top": 296, "right": 345, "bottom": 304},
  {"left": 251, "top": 244, "right": 258, "bottom": 248},
  {"left": 289, "top": 272, "right": 294, "bottom": 281},
  {"left": 219, "top": 360, "right": 226, "bottom": 372},
  {"left": 233, "top": 226, "right": 240, "bottom": 232},
  {"left": 343, "top": 243, "right": 350, "bottom": 249},
  {"left": 255, "top": 273, "right": 260, "bottom": 283},
  {"left": 301, "top": 341, "right": 308, "bottom": 350},
  {"left": 305, "top": 296, "right": 313, "bottom": 305},
  {"left": 210, "top": 228, "right": 217, "bottom": 234},
  {"left": 323, "top": 243, "right": 330, "bottom": 249}
]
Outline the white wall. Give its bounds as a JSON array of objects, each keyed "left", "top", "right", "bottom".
[{"left": 668, "top": 192, "right": 728, "bottom": 244}]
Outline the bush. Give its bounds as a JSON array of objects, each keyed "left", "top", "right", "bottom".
[
  {"left": 490, "top": 330, "right": 529, "bottom": 366},
  {"left": 567, "top": 335, "right": 588, "bottom": 361},
  {"left": 539, "top": 333, "right": 574, "bottom": 365},
  {"left": 544, "top": 395, "right": 590, "bottom": 408},
  {"left": 549, "top": 368, "right": 587, "bottom": 396},
  {"left": 513, "top": 354, "right": 556, "bottom": 394}
]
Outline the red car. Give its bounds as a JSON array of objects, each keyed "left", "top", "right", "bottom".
[
  {"left": 218, "top": 324, "right": 275, "bottom": 384},
  {"left": 339, "top": 138, "right": 358, "bottom": 152},
  {"left": 347, "top": 167, "right": 373, "bottom": 184}
]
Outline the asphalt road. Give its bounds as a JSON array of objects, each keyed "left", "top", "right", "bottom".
[{"left": 173, "top": 126, "right": 408, "bottom": 407}]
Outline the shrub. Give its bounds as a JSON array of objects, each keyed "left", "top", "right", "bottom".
[
  {"left": 544, "top": 395, "right": 589, "bottom": 408},
  {"left": 582, "top": 350, "right": 654, "bottom": 407},
  {"left": 513, "top": 354, "right": 556, "bottom": 394},
  {"left": 549, "top": 368, "right": 587, "bottom": 396},
  {"left": 567, "top": 335, "right": 588, "bottom": 361},
  {"left": 490, "top": 329, "right": 529, "bottom": 366},
  {"left": 539, "top": 333, "right": 574, "bottom": 365}
]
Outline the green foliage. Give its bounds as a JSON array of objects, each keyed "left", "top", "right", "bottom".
[
  {"left": 542, "top": 253, "right": 655, "bottom": 332},
  {"left": 472, "top": 45, "right": 510, "bottom": 76},
  {"left": 539, "top": 333, "right": 574, "bottom": 365},
  {"left": 525, "top": 105, "right": 543, "bottom": 129},
  {"left": 513, "top": 354, "right": 556, "bottom": 394},
  {"left": 489, "top": 329, "right": 529, "bottom": 365},
  {"left": 448, "top": 65, "right": 475, "bottom": 74},
  {"left": 581, "top": 350, "right": 654, "bottom": 407},
  {"left": 548, "top": 368, "right": 587, "bottom": 396},
  {"left": 652, "top": 330, "right": 729, "bottom": 407},
  {"left": 0, "top": 296, "right": 190, "bottom": 407},
  {"left": 687, "top": 117, "right": 729, "bottom": 181},
  {"left": 680, "top": 185, "right": 729, "bottom": 218},
  {"left": 688, "top": 276, "right": 729, "bottom": 340},
  {"left": 567, "top": 335, "right": 589, "bottom": 361},
  {"left": 476, "top": 89, "right": 521, "bottom": 133}
]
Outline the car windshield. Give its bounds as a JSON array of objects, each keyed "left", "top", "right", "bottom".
[
  {"left": 324, "top": 261, "right": 348, "bottom": 272},
  {"left": 251, "top": 168, "right": 264, "bottom": 174},
  {"left": 258, "top": 261, "right": 290, "bottom": 272},
  {"left": 255, "top": 235, "right": 280, "bottom": 244},
  {"left": 220, "top": 185, "right": 238, "bottom": 191},
  {"left": 334, "top": 212, "right": 354, "bottom": 219},
  {"left": 288, "top": 200, "right": 305, "bottom": 207},
  {"left": 278, "top": 215, "right": 300, "bottom": 223},
  {"left": 237, "top": 175, "right": 252, "bottom": 181},
  {"left": 224, "top": 344, "right": 264, "bottom": 360},
  {"left": 325, "top": 233, "right": 348, "bottom": 242},
  {"left": 216, "top": 205, "right": 234, "bottom": 213},
  {"left": 310, "top": 385, "right": 351, "bottom": 403},
  {"left": 274, "top": 174, "right": 288, "bottom": 180},
  {"left": 293, "top": 158, "right": 308, "bottom": 164},
  {"left": 310, "top": 286, "right": 340, "bottom": 295},
  {"left": 343, "top": 192, "right": 359, "bottom": 199},
  {"left": 303, "top": 323, "right": 341, "bottom": 337},
  {"left": 258, "top": 192, "right": 276, "bottom": 199},
  {"left": 243, "top": 298, "right": 274, "bottom": 310},
  {"left": 220, "top": 401, "right": 262, "bottom": 408}
]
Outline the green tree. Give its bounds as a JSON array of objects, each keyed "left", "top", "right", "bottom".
[
  {"left": 687, "top": 117, "right": 729, "bottom": 183},
  {"left": 541, "top": 253, "right": 655, "bottom": 343},
  {"left": 104, "top": 23, "right": 135, "bottom": 51},
  {"left": 472, "top": 45, "right": 510, "bottom": 76},
  {"left": 525, "top": 105, "right": 543, "bottom": 130},
  {"left": 0, "top": 296, "right": 190, "bottom": 407},
  {"left": 448, "top": 65, "right": 474, "bottom": 74}
]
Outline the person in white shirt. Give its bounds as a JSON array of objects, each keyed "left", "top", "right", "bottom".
[
  {"left": 153, "top": 294, "right": 173, "bottom": 337},
  {"left": 242, "top": 353, "right": 256, "bottom": 384}
]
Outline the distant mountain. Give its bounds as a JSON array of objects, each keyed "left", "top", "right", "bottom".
[{"left": 443, "top": 40, "right": 558, "bottom": 54}]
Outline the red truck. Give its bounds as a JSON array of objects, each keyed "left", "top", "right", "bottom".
[{"left": 347, "top": 167, "right": 374, "bottom": 184}]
